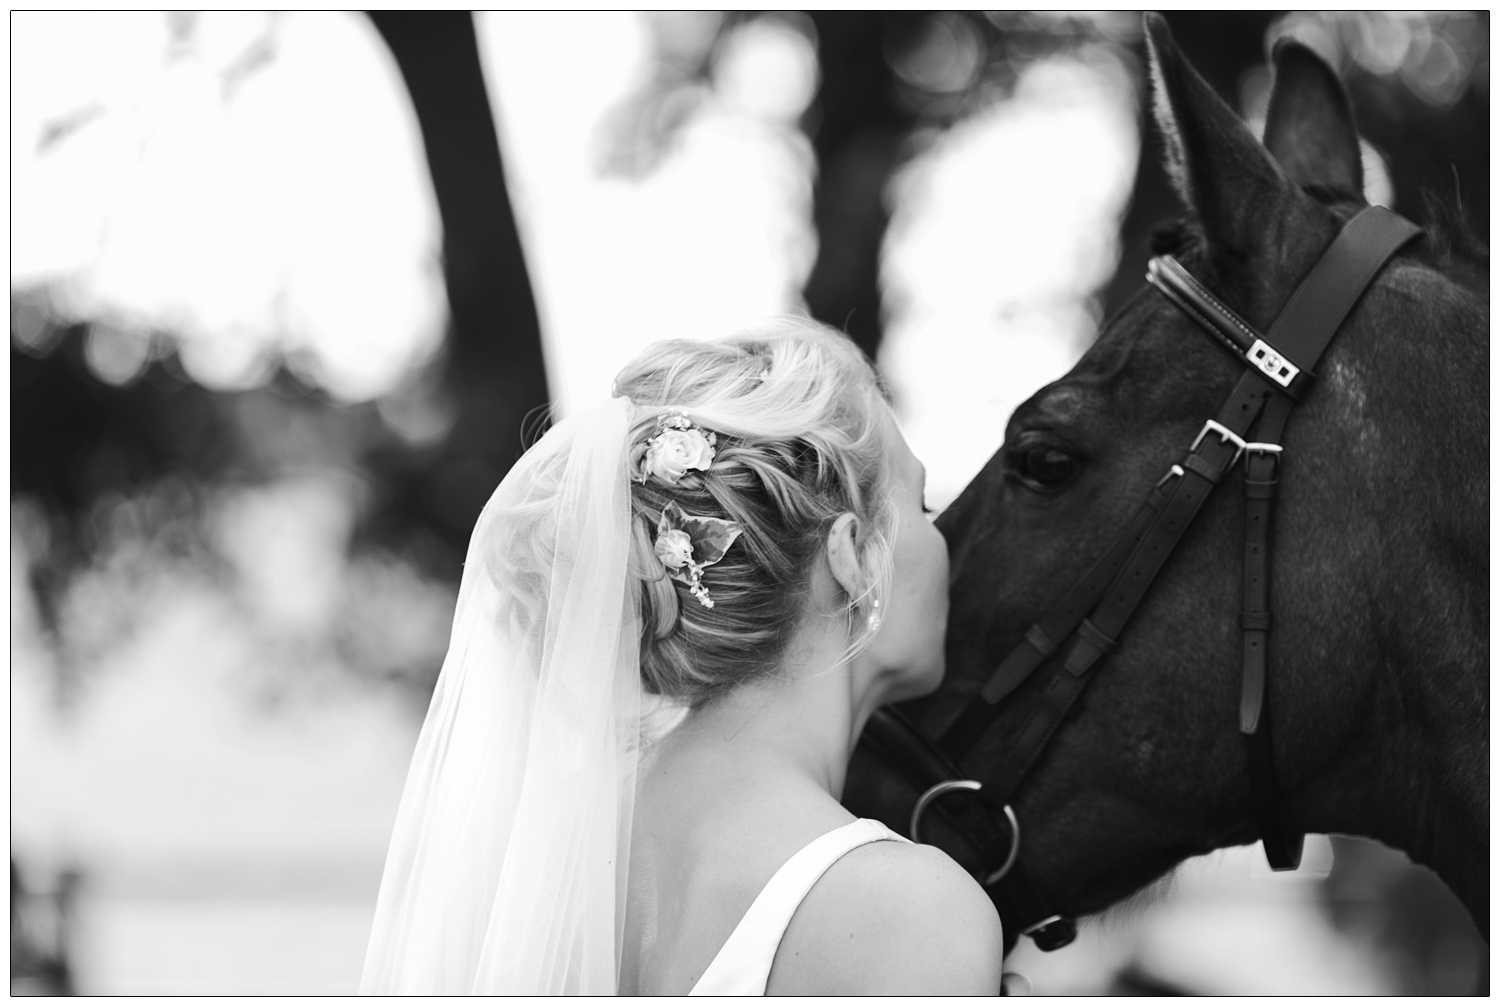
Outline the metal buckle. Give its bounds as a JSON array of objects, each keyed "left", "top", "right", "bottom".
[
  {"left": 1247, "top": 338, "right": 1299, "bottom": 388},
  {"left": 1243, "top": 442, "right": 1282, "bottom": 479},
  {"left": 1191, "top": 419, "right": 1247, "bottom": 469},
  {"left": 910, "top": 779, "right": 1021, "bottom": 886},
  {"left": 1154, "top": 463, "right": 1186, "bottom": 490}
]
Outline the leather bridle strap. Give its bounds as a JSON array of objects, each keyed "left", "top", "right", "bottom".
[
  {"left": 943, "top": 205, "right": 1420, "bottom": 790},
  {"left": 925, "top": 376, "right": 1276, "bottom": 953},
  {"left": 939, "top": 469, "right": 1188, "bottom": 757},
  {"left": 918, "top": 206, "right": 1420, "bottom": 941},
  {"left": 973, "top": 371, "right": 1273, "bottom": 805},
  {"left": 1240, "top": 392, "right": 1297, "bottom": 866},
  {"left": 1258, "top": 208, "right": 1424, "bottom": 369},
  {"left": 1233, "top": 204, "right": 1422, "bottom": 865}
]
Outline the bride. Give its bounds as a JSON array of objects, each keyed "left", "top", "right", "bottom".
[{"left": 361, "top": 318, "right": 1003, "bottom": 995}]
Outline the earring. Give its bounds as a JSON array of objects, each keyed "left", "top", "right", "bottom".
[{"left": 866, "top": 597, "right": 882, "bottom": 633}]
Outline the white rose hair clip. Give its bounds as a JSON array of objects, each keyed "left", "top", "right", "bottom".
[
  {"left": 654, "top": 501, "right": 743, "bottom": 609},
  {"left": 635, "top": 412, "right": 718, "bottom": 485}
]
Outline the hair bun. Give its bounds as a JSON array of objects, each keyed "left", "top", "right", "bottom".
[{"left": 618, "top": 318, "right": 898, "bottom": 707}]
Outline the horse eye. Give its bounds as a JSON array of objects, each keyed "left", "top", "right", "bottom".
[{"left": 1015, "top": 446, "right": 1080, "bottom": 489}]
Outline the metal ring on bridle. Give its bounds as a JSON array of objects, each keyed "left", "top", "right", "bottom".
[{"left": 909, "top": 779, "right": 1021, "bottom": 886}]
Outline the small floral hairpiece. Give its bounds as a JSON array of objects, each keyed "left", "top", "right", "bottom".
[
  {"left": 654, "top": 501, "right": 743, "bottom": 609},
  {"left": 634, "top": 412, "right": 718, "bottom": 485}
]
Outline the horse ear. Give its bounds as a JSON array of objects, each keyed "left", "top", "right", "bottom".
[
  {"left": 1143, "top": 14, "right": 1290, "bottom": 265},
  {"left": 1261, "top": 39, "right": 1363, "bottom": 197}
]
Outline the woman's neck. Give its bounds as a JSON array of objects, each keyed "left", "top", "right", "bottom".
[{"left": 667, "top": 613, "right": 887, "bottom": 802}]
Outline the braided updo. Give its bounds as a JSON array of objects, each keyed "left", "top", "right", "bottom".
[{"left": 613, "top": 317, "right": 899, "bottom": 708}]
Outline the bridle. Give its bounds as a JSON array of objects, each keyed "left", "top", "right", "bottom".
[
  {"left": 857, "top": 205, "right": 1422, "bottom": 950},
  {"left": 869, "top": 205, "right": 1423, "bottom": 948}
]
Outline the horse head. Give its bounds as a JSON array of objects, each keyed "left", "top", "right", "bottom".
[{"left": 846, "top": 15, "right": 1488, "bottom": 946}]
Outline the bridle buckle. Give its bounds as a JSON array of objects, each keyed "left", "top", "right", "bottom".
[
  {"left": 1244, "top": 442, "right": 1283, "bottom": 480},
  {"left": 1191, "top": 419, "right": 1247, "bottom": 469}
]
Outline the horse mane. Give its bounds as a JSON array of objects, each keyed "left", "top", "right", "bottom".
[{"left": 1411, "top": 186, "right": 1490, "bottom": 290}]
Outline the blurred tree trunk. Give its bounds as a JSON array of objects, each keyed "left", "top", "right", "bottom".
[
  {"left": 800, "top": 12, "right": 922, "bottom": 365},
  {"left": 1102, "top": 11, "right": 1279, "bottom": 319},
  {"left": 368, "top": 12, "right": 550, "bottom": 553}
]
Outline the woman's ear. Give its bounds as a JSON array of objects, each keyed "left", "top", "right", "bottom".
[{"left": 824, "top": 513, "right": 863, "bottom": 603}]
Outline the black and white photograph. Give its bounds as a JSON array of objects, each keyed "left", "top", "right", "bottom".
[{"left": 11, "top": 11, "right": 1488, "bottom": 995}]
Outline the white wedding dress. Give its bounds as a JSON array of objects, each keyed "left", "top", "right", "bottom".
[{"left": 687, "top": 818, "right": 910, "bottom": 996}]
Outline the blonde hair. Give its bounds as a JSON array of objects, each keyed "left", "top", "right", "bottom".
[{"left": 613, "top": 317, "right": 899, "bottom": 708}]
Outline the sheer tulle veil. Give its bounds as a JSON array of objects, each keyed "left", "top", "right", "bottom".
[{"left": 360, "top": 396, "right": 651, "bottom": 994}]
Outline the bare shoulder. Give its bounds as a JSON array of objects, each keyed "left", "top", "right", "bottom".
[{"left": 768, "top": 838, "right": 1005, "bottom": 996}]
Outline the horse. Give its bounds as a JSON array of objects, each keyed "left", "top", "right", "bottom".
[{"left": 844, "top": 14, "right": 1489, "bottom": 955}]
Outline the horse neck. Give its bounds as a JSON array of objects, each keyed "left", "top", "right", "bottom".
[
  {"left": 1289, "top": 288, "right": 1488, "bottom": 930},
  {"left": 1294, "top": 674, "right": 1488, "bottom": 934},
  {"left": 1278, "top": 257, "right": 1489, "bottom": 931}
]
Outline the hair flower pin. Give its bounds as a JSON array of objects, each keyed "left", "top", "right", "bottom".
[
  {"left": 636, "top": 412, "right": 718, "bottom": 485},
  {"left": 654, "top": 501, "right": 743, "bottom": 609}
]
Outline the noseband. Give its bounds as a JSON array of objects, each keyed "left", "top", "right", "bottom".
[{"left": 860, "top": 206, "right": 1422, "bottom": 951}]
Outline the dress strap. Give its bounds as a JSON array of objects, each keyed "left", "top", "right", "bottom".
[{"left": 688, "top": 819, "right": 909, "bottom": 996}]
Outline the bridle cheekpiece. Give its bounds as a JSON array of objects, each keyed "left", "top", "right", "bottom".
[{"left": 859, "top": 205, "right": 1423, "bottom": 952}]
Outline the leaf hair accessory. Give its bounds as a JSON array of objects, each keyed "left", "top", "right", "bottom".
[
  {"left": 654, "top": 500, "right": 743, "bottom": 609},
  {"left": 635, "top": 412, "right": 718, "bottom": 485}
]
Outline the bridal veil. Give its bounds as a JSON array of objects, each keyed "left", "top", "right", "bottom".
[{"left": 361, "top": 396, "right": 646, "bottom": 994}]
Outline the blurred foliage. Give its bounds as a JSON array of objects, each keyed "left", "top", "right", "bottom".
[
  {"left": 12, "top": 13, "right": 540, "bottom": 709},
  {"left": 600, "top": 12, "right": 1486, "bottom": 336},
  {"left": 600, "top": 12, "right": 1144, "bottom": 362},
  {"left": 601, "top": 11, "right": 1141, "bottom": 177},
  {"left": 11, "top": 311, "right": 458, "bottom": 709},
  {"left": 10, "top": 11, "right": 1488, "bottom": 712}
]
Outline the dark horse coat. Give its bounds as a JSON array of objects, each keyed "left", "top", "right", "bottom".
[{"left": 846, "top": 15, "right": 1488, "bottom": 947}]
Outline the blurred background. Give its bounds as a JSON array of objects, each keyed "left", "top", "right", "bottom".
[{"left": 9, "top": 11, "right": 1487, "bottom": 995}]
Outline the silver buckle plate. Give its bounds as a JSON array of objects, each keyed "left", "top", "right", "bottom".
[
  {"left": 1191, "top": 419, "right": 1247, "bottom": 468},
  {"left": 1247, "top": 338, "right": 1299, "bottom": 388}
]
